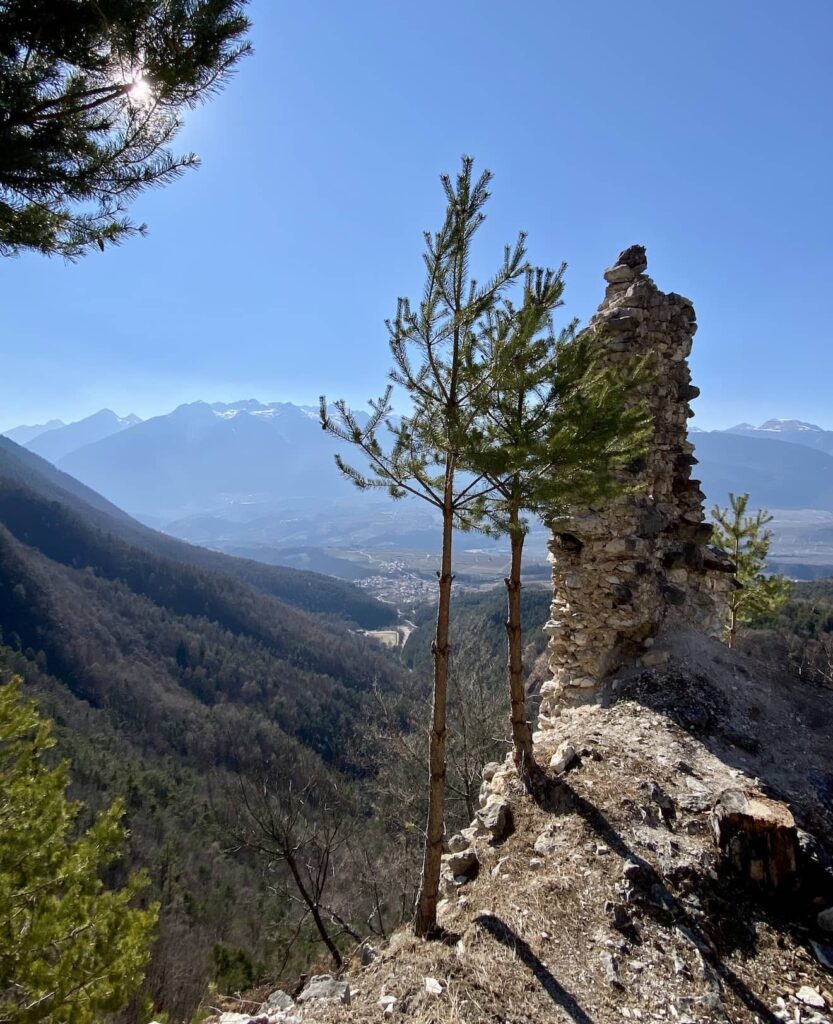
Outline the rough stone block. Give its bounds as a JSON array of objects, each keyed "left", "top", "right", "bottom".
[
  {"left": 258, "top": 990, "right": 294, "bottom": 1014},
  {"left": 476, "top": 798, "right": 513, "bottom": 841},
  {"left": 297, "top": 976, "right": 351, "bottom": 1005},
  {"left": 443, "top": 848, "right": 478, "bottom": 876},
  {"left": 549, "top": 741, "right": 577, "bottom": 773}
]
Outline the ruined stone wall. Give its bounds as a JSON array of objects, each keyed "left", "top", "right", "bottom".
[{"left": 538, "top": 246, "right": 733, "bottom": 727}]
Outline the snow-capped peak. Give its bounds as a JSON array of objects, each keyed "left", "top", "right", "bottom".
[
  {"left": 757, "top": 418, "right": 823, "bottom": 433},
  {"left": 209, "top": 400, "right": 316, "bottom": 423}
]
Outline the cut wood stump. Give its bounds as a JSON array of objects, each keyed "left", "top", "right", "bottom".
[{"left": 710, "top": 788, "right": 798, "bottom": 891}]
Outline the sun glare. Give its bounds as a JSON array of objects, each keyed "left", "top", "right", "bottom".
[{"left": 127, "top": 71, "right": 153, "bottom": 106}]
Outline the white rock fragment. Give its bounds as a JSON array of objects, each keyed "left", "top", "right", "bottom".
[
  {"left": 796, "top": 986, "right": 826, "bottom": 1009},
  {"left": 490, "top": 856, "right": 509, "bottom": 878},
  {"left": 549, "top": 741, "right": 576, "bottom": 774},
  {"left": 379, "top": 993, "right": 397, "bottom": 1015},
  {"left": 425, "top": 976, "right": 443, "bottom": 996}
]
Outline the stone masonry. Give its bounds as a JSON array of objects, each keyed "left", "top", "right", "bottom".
[{"left": 538, "top": 246, "right": 734, "bottom": 726}]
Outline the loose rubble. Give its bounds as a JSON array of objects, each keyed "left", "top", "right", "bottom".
[{"left": 278, "top": 626, "right": 832, "bottom": 1024}]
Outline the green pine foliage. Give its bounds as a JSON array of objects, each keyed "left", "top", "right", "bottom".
[
  {"left": 710, "top": 492, "right": 790, "bottom": 647},
  {"left": 320, "top": 159, "right": 526, "bottom": 524},
  {"left": 321, "top": 156, "right": 531, "bottom": 936},
  {"left": 0, "top": 676, "right": 157, "bottom": 1024},
  {"left": 470, "top": 271, "right": 651, "bottom": 531},
  {"left": 0, "top": 0, "right": 251, "bottom": 258},
  {"left": 462, "top": 265, "right": 650, "bottom": 778}
]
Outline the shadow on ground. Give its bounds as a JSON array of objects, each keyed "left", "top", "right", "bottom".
[{"left": 476, "top": 912, "right": 595, "bottom": 1024}]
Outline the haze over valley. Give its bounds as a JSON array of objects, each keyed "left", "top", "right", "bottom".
[{"left": 6, "top": 403, "right": 833, "bottom": 597}]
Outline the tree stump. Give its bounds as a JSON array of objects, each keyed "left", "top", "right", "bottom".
[{"left": 710, "top": 788, "right": 798, "bottom": 891}]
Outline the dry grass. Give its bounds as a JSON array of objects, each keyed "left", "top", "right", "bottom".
[{"left": 219, "top": 630, "right": 833, "bottom": 1024}]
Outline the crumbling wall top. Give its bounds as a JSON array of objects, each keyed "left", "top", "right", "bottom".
[{"left": 538, "top": 247, "right": 733, "bottom": 726}]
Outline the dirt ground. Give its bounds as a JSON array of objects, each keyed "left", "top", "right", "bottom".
[{"left": 216, "top": 629, "right": 833, "bottom": 1024}]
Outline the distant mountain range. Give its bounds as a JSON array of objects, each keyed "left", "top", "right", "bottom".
[
  {"left": 5, "top": 404, "right": 833, "bottom": 575},
  {"left": 723, "top": 418, "right": 833, "bottom": 455},
  {"left": 3, "top": 417, "right": 66, "bottom": 446},
  {"left": 25, "top": 408, "right": 141, "bottom": 462},
  {"left": 13, "top": 401, "right": 360, "bottom": 520}
]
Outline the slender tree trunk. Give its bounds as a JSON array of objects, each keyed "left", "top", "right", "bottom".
[
  {"left": 413, "top": 485, "right": 454, "bottom": 937},
  {"left": 505, "top": 514, "right": 536, "bottom": 781},
  {"left": 728, "top": 535, "right": 740, "bottom": 649},
  {"left": 285, "top": 853, "right": 343, "bottom": 970},
  {"left": 728, "top": 601, "right": 738, "bottom": 650},
  {"left": 464, "top": 784, "right": 476, "bottom": 824}
]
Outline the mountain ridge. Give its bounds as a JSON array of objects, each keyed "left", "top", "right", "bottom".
[
  {"left": 7, "top": 402, "right": 833, "bottom": 576},
  {"left": 3, "top": 418, "right": 65, "bottom": 445},
  {"left": 721, "top": 418, "right": 833, "bottom": 455},
  {"left": 0, "top": 436, "right": 396, "bottom": 628},
  {"left": 24, "top": 408, "right": 141, "bottom": 462}
]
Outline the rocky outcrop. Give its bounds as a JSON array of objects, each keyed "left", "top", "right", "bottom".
[
  {"left": 296, "top": 976, "right": 351, "bottom": 1005},
  {"left": 540, "top": 246, "right": 735, "bottom": 720},
  {"left": 219, "top": 629, "right": 833, "bottom": 1024},
  {"left": 258, "top": 991, "right": 294, "bottom": 1015},
  {"left": 440, "top": 792, "right": 514, "bottom": 898}
]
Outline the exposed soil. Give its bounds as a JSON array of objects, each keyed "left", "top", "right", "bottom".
[{"left": 216, "top": 629, "right": 833, "bottom": 1024}]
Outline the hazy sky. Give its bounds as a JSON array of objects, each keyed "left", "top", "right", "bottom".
[{"left": 2, "top": 0, "right": 832, "bottom": 432}]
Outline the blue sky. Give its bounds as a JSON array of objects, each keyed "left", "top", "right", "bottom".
[{"left": 2, "top": 0, "right": 832, "bottom": 432}]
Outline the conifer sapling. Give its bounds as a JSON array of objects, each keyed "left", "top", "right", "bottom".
[
  {"left": 0, "top": 677, "right": 157, "bottom": 1024},
  {"left": 467, "top": 269, "right": 651, "bottom": 783},
  {"left": 321, "top": 157, "right": 528, "bottom": 937},
  {"left": 710, "top": 492, "right": 790, "bottom": 647}
]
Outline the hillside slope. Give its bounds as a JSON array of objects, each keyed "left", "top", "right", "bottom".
[
  {"left": 0, "top": 436, "right": 395, "bottom": 628},
  {"left": 253, "top": 629, "right": 833, "bottom": 1024},
  {"left": 0, "top": 451, "right": 411, "bottom": 1018},
  {"left": 0, "top": 485, "right": 408, "bottom": 769}
]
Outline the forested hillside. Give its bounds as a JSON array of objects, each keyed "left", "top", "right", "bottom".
[
  {"left": 748, "top": 578, "right": 833, "bottom": 637},
  {"left": 403, "top": 586, "right": 551, "bottom": 684},
  {"left": 0, "top": 437, "right": 395, "bottom": 628},
  {"left": 0, "top": 449, "right": 415, "bottom": 1019},
  {"left": 0, "top": 504, "right": 407, "bottom": 767}
]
